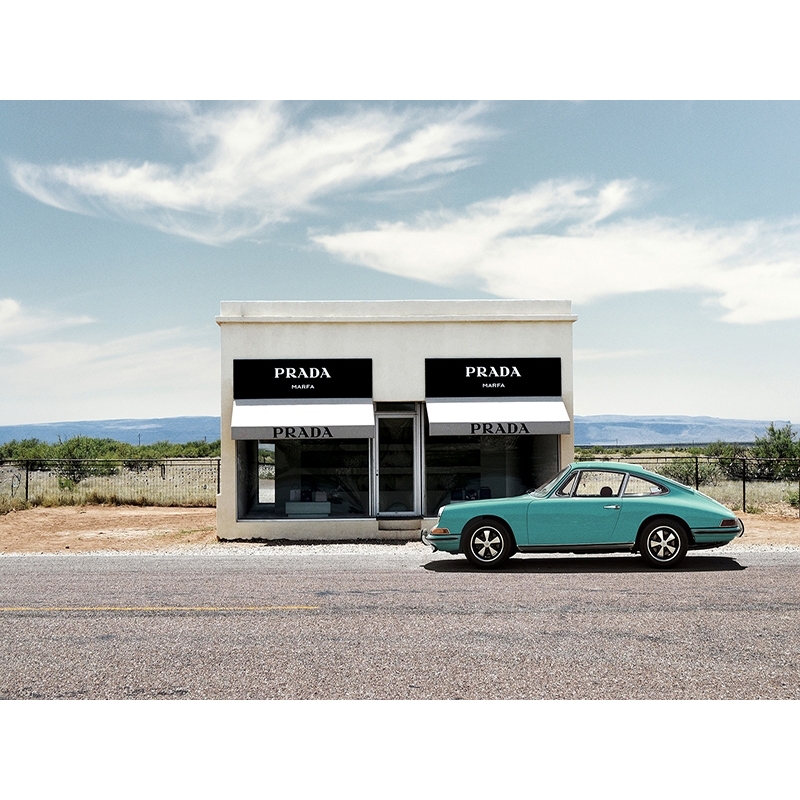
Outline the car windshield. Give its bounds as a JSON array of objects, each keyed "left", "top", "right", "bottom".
[{"left": 529, "top": 467, "right": 571, "bottom": 497}]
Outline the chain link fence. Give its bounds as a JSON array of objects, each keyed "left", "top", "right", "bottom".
[
  {"left": 0, "top": 458, "right": 220, "bottom": 510},
  {"left": 576, "top": 453, "right": 800, "bottom": 516},
  {"left": 3, "top": 453, "right": 799, "bottom": 516}
]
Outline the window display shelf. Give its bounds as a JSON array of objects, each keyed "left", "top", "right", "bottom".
[{"left": 285, "top": 501, "right": 331, "bottom": 518}]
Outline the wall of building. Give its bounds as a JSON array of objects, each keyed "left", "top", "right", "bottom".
[{"left": 216, "top": 300, "right": 576, "bottom": 541}]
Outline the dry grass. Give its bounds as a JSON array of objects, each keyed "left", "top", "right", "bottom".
[
  {"left": 699, "top": 480, "right": 799, "bottom": 516},
  {"left": 1, "top": 461, "right": 218, "bottom": 513}
]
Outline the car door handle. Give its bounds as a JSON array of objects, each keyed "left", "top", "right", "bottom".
[{"left": 603, "top": 504, "right": 620, "bottom": 509}]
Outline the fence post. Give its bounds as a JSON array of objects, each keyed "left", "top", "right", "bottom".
[
  {"left": 216, "top": 458, "right": 221, "bottom": 495},
  {"left": 25, "top": 462, "right": 29, "bottom": 501},
  {"left": 742, "top": 457, "right": 747, "bottom": 513},
  {"left": 695, "top": 456, "right": 699, "bottom": 489}
]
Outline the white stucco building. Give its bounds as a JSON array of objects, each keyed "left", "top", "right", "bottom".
[{"left": 216, "top": 299, "right": 576, "bottom": 541}]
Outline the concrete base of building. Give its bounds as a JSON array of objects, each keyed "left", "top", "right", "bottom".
[
  {"left": 216, "top": 516, "right": 439, "bottom": 542},
  {"left": 377, "top": 518, "right": 424, "bottom": 531}
]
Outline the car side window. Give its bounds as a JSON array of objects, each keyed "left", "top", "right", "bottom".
[
  {"left": 573, "top": 471, "right": 625, "bottom": 498},
  {"left": 555, "top": 473, "right": 578, "bottom": 497},
  {"left": 623, "top": 476, "right": 668, "bottom": 496}
]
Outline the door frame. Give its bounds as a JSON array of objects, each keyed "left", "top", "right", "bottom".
[{"left": 373, "top": 406, "right": 423, "bottom": 517}]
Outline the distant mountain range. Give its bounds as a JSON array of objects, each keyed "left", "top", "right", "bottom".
[
  {"left": 0, "top": 417, "right": 221, "bottom": 446},
  {"left": 573, "top": 415, "right": 791, "bottom": 446},
  {"left": 0, "top": 414, "right": 791, "bottom": 447}
]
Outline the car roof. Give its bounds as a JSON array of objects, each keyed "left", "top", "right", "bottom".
[
  {"left": 571, "top": 461, "right": 648, "bottom": 471},
  {"left": 569, "top": 461, "right": 687, "bottom": 488},
  {"left": 570, "top": 461, "right": 665, "bottom": 477}
]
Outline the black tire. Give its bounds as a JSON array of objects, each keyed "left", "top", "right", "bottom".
[
  {"left": 639, "top": 518, "right": 689, "bottom": 569},
  {"left": 463, "top": 519, "right": 514, "bottom": 569}
]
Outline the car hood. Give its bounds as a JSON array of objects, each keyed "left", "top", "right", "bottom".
[{"left": 441, "top": 494, "right": 532, "bottom": 516}]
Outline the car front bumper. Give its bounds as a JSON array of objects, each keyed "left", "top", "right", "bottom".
[{"left": 421, "top": 529, "right": 461, "bottom": 553}]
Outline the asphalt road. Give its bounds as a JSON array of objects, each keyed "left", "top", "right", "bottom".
[{"left": 1, "top": 543, "right": 799, "bottom": 699}]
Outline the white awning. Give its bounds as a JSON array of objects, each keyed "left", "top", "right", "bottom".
[
  {"left": 426, "top": 399, "right": 570, "bottom": 436},
  {"left": 231, "top": 400, "right": 375, "bottom": 440}
]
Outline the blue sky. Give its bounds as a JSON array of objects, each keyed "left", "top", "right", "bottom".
[{"left": 2, "top": 100, "right": 799, "bottom": 425}]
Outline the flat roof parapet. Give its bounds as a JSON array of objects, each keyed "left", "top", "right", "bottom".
[{"left": 217, "top": 299, "right": 576, "bottom": 324}]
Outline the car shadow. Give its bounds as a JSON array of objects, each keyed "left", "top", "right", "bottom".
[{"left": 422, "top": 554, "right": 746, "bottom": 573}]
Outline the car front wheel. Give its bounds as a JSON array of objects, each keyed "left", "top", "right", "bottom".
[
  {"left": 463, "top": 520, "right": 513, "bottom": 569},
  {"left": 639, "top": 518, "right": 688, "bottom": 569}
]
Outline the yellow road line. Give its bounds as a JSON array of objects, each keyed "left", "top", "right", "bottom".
[{"left": 0, "top": 605, "right": 320, "bottom": 612}]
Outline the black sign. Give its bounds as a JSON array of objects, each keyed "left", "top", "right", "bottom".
[
  {"left": 234, "top": 359, "right": 372, "bottom": 399},
  {"left": 425, "top": 358, "right": 561, "bottom": 398}
]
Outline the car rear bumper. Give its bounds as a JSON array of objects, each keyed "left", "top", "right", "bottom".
[
  {"left": 690, "top": 517, "right": 744, "bottom": 549},
  {"left": 691, "top": 516, "right": 744, "bottom": 540}
]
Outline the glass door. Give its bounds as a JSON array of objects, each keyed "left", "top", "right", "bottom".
[{"left": 375, "top": 413, "right": 421, "bottom": 516}]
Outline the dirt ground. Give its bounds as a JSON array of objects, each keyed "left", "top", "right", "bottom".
[
  {"left": 1, "top": 505, "right": 799, "bottom": 554},
  {"left": 0, "top": 506, "right": 218, "bottom": 553}
]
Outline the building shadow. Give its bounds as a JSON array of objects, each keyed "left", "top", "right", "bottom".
[{"left": 422, "top": 554, "right": 746, "bottom": 574}]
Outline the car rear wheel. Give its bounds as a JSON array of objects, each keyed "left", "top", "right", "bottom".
[
  {"left": 639, "top": 518, "right": 688, "bottom": 569},
  {"left": 463, "top": 520, "right": 513, "bottom": 569}
]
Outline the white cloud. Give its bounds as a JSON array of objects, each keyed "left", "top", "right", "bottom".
[
  {"left": 8, "top": 102, "right": 490, "bottom": 245},
  {"left": 0, "top": 320, "right": 218, "bottom": 424},
  {"left": 313, "top": 180, "right": 800, "bottom": 324},
  {"left": 0, "top": 298, "right": 92, "bottom": 340}
]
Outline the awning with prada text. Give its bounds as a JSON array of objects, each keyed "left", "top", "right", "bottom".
[
  {"left": 426, "top": 399, "right": 570, "bottom": 436},
  {"left": 231, "top": 399, "right": 375, "bottom": 440}
]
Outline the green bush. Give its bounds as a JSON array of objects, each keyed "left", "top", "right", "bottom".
[
  {"left": 750, "top": 424, "right": 800, "bottom": 480},
  {"left": 0, "top": 436, "right": 221, "bottom": 464},
  {"left": 701, "top": 441, "right": 745, "bottom": 479},
  {"left": 654, "top": 458, "right": 718, "bottom": 487}
]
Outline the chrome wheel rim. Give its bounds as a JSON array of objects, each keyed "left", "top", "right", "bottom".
[
  {"left": 471, "top": 527, "right": 503, "bottom": 561},
  {"left": 647, "top": 526, "right": 680, "bottom": 561}
]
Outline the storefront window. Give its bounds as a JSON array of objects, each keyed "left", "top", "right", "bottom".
[
  {"left": 237, "top": 439, "right": 370, "bottom": 519},
  {"left": 424, "top": 433, "right": 560, "bottom": 516}
]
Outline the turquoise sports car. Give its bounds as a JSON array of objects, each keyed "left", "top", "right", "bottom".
[{"left": 421, "top": 461, "right": 743, "bottom": 569}]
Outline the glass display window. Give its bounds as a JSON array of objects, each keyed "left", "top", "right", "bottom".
[
  {"left": 237, "top": 438, "right": 370, "bottom": 519},
  {"left": 424, "top": 431, "right": 559, "bottom": 516}
]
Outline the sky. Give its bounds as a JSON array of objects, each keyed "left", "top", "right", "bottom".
[{"left": 2, "top": 99, "right": 800, "bottom": 425}]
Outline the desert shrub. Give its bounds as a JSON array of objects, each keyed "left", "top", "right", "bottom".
[
  {"left": 0, "top": 436, "right": 220, "bottom": 463},
  {"left": 706, "top": 426, "right": 800, "bottom": 481},
  {"left": 703, "top": 441, "right": 749, "bottom": 480},
  {"left": 0, "top": 438, "right": 52, "bottom": 462},
  {"left": 654, "top": 458, "right": 718, "bottom": 487},
  {"left": 750, "top": 424, "right": 800, "bottom": 480},
  {"left": 753, "top": 423, "right": 800, "bottom": 458},
  {"left": 36, "top": 437, "right": 121, "bottom": 484}
]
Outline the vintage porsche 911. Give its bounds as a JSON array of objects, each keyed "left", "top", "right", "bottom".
[{"left": 421, "top": 461, "right": 743, "bottom": 569}]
